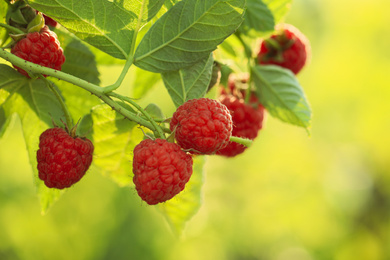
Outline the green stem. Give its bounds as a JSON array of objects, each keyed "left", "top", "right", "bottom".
[
  {"left": 100, "top": 94, "right": 170, "bottom": 134},
  {"left": 40, "top": 75, "right": 73, "bottom": 128},
  {"left": 230, "top": 136, "right": 253, "bottom": 148},
  {"left": 0, "top": 48, "right": 102, "bottom": 93},
  {"left": 109, "top": 92, "right": 167, "bottom": 139},
  {"left": 0, "top": 23, "right": 25, "bottom": 34},
  {"left": 102, "top": 1, "right": 145, "bottom": 93},
  {"left": 102, "top": 53, "right": 134, "bottom": 93},
  {"left": 0, "top": 48, "right": 169, "bottom": 134}
]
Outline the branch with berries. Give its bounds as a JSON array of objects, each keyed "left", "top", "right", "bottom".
[{"left": 0, "top": 0, "right": 312, "bottom": 232}]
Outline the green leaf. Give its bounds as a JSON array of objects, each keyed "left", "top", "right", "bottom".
[
  {"left": 0, "top": 109, "right": 14, "bottom": 138},
  {"left": 132, "top": 67, "right": 162, "bottom": 99},
  {"left": 144, "top": 103, "right": 165, "bottom": 119},
  {"left": 61, "top": 39, "right": 100, "bottom": 84},
  {"left": 0, "top": 1, "right": 6, "bottom": 21},
  {"left": 252, "top": 65, "right": 311, "bottom": 132},
  {"left": 0, "top": 1, "right": 9, "bottom": 47},
  {"left": 262, "top": 0, "right": 292, "bottom": 24},
  {"left": 238, "top": 0, "right": 275, "bottom": 37},
  {"left": 0, "top": 64, "right": 67, "bottom": 213},
  {"left": 90, "top": 105, "right": 144, "bottom": 186},
  {"left": 164, "top": 0, "right": 181, "bottom": 9},
  {"left": 219, "top": 63, "right": 233, "bottom": 87},
  {"left": 146, "top": 0, "right": 166, "bottom": 21},
  {"left": 53, "top": 39, "right": 101, "bottom": 124},
  {"left": 54, "top": 26, "right": 125, "bottom": 66},
  {"left": 158, "top": 155, "right": 206, "bottom": 235},
  {"left": 161, "top": 53, "right": 214, "bottom": 107},
  {"left": 134, "top": 0, "right": 246, "bottom": 72},
  {"left": 27, "top": 0, "right": 165, "bottom": 59}
]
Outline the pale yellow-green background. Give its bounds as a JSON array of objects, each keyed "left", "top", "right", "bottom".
[{"left": 1, "top": 0, "right": 390, "bottom": 259}]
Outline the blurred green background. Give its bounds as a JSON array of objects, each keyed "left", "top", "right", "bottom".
[{"left": 1, "top": 0, "right": 390, "bottom": 259}]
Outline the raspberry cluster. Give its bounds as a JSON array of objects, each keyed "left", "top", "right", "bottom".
[{"left": 4, "top": 2, "right": 309, "bottom": 210}]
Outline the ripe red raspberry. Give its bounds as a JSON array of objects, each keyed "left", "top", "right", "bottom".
[
  {"left": 36, "top": 127, "right": 94, "bottom": 189},
  {"left": 257, "top": 24, "right": 310, "bottom": 75},
  {"left": 132, "top": 138, "right": 193, "bottom": 205},
  {"left": 11, "top": 25, "right": 65, "bottom": 77},
  {"left": 170, "top": 98, "right": 233, "bottom": 154}
]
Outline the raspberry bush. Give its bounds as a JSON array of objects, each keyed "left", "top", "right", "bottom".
[{"left": 0, "top": 0, "right": 312, "bottom": 233}]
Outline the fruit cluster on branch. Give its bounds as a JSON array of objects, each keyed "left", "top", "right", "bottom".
[{"left": 0, "top": 0, "right": 311, "bottom": 208}]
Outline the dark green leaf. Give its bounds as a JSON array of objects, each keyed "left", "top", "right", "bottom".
[
  {"left": 252, "top": 65, "right": 311, "bottom": 132},
  {"left": 144, "top": 103, "right": 165, "bottom": 120},
  {"left": 77, "top": 113, "right": 93, "bottom": 138},
  {"left": 61, "top": 39, "right": 100, "bottom": 84},
  {"left": 27, "top": 0, "right": 165, "bottom": 59},
  {"left": 0, "top": 108, "right": 13, "bottom": 138},
  {"left": 219, "top": 63, "right": 233, "bottom": 87},
  {"left": 158, "top": 155, "right": 206, "bottom": 235},
  {"left": 164, "top": 0, "right": 181, "bottom": 9},
  {"left": 238, "top": 0, "right": 275, "bottom": 37},
  {"left": 161, "top": 53, "right": 214, "bottom": 107},
  {"left": 90, "top": 105, "right": 144, "bottom": 186},
  {"left": 134, "top": 0, "right": 246, "bottom": 72},
  {"left": 0, "top": 64, "right": 67, "bottom": 213}
]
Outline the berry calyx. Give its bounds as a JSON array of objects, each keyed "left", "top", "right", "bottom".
[
  {"left": 170, "top": 98, "right": 233, "bottom": 154},
  {"left": 257, "top": 24, "right": 310, "bottom": 75},
  {"left": 6, "top": 1, "right": 37, "bottom": 30},
  {"left": 36, "top": 127, "right": 94, "bottom": 189},
  {"left": 132, "top": 138, "right": 193, "bottom": 205},
  {"left": 35, "top": 11, "right": 58, "bottom": 28},
  {"left": 11, "top": 25, "right": 65, "bottom": 78}
]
